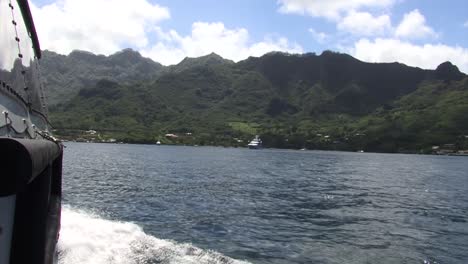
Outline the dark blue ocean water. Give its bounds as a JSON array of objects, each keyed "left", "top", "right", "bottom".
[{"left": 58, "top": 142, "right": 468, "bottom": 264}]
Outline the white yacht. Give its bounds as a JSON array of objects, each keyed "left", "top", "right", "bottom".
[{"left": 248, "top": 135, "right": 262, "bottom": 149}]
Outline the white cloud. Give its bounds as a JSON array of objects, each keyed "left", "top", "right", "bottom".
[
  {"left": 309, "top": 28, "right": 329, "bottom": 44},
  {"left": 141, "top": 22, "right": 303, "bottom": 65},
  {"left": 351, "top": 38, "right": 468, "bottom": 73},
  {"left": 31, "top": 1, "right": 301, "bottom": 65},
  {"left": 277, "top": 0, "right": 395, "bottom": 20},
  {"left": 464, "top": 20, "right": 468, "bottom": 28},
  {"left": 337, "top": 11, "right": 391, "bottom": 36},
  {"left": 31, "top": 0, "right": 170, "bottom": 55},
  {"left": 395, "top": 9, "right": 436, "bottom": 39}
]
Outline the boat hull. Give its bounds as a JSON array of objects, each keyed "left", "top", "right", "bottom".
[{"left": 0, "top": 138, "right": 63, "bottom": 264}]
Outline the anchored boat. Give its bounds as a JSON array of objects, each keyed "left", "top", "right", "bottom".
[
  {"left": 0, "top": 1, "right": 63, "bottom": 263},
  {"left": 247, "top": 135, "right": 262, "bottom": 149}
]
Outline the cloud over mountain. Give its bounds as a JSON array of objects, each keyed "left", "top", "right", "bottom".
[
  {"left": 395, "top": 9, "right": 437, "bottom": 39},
  {"left": 31, "top": 0, "right": 170, "bottom": 55},
  {"left": 141, "top": 22, "right": 303, "bottom": 65},
  {"left": 32, "top": 1, "right": 301, "bottom": 66},
  {"left": 30, "top": 0, "right": 467, "bottom": 72},
  {"left": 352, "top": 38, "right": 468, "bottom": 73}
]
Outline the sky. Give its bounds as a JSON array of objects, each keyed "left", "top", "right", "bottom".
[{"left": 30, "top": 0, "right": 468, "bottom": 73}]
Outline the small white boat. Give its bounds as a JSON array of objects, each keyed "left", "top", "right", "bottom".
[
  {"left": 156, "top": 141, "right": 161, "bottom": 145},
  {"left": 248, "top": 135, "right": 262, "bottom": 149}
]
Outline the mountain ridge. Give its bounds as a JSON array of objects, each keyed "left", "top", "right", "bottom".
[
  {"left": 44, "top": 49, "right": 468, "bottom": 152},
  {"left": 41, "top": 49, "right": 464, "bottom": 106}
]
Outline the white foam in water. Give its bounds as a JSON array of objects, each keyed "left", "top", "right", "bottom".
[{"left": 58, "top": 207, "right": 250, "bottom": 264}]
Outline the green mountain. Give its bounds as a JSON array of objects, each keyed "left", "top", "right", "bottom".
[
  {"left": 168, "top": 52, "right": 234, "bottom": 73},
  {"left": 41, "top": 49, "right": 164, "bottom": 104},
  {"left": 46, "top": 50, "right": 468, "bottom": 152}
]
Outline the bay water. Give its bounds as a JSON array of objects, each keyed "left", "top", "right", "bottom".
[{"left": 58, "top": 142, "right": 468, "bottom": 264}]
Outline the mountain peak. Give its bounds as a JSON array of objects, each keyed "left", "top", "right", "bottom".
[
  {"left": 172, "top": 52, "right": 233, "bottom": 72},
  {"left": 319, "top": 50, "right": 357, "bottom": 61},
  {"left": 107, "top": 48, "right": 163, "bottom": 68},
  {"left": 435, "top": 61, "right": 464, "bottom": 81},
  {"left": 67, "top": 49, "right": 106, "bottom": 63},
  {"left": 184, "top": 52, "right": 231, "bottom": 62},
  {"left": 111, "top": 48, "right": 140, "bottom": 56},
  {"left": 109, "top": 48, "right": 142, "bottom": 62},
  {"left": 206, "top": 52, "right": 222, "bottom": 58},
  {"left": 69, "top": 49, "right": 95, "bottom": 56},
  {"left": 68, "top": 49, "right": 99, "bottom": 59}
]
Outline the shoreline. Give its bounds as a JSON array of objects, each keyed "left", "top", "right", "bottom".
[{"left": 62, "top": 141, "right": 468, "bottom": 156}]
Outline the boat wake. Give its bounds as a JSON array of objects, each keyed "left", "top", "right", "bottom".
[{"left": 58, "top": 207, "right": 250, "bottom": 264}]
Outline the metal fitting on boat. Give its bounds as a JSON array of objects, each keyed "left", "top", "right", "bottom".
[{"left": 3, "top": 111, "right": 10, "bottom": 136}]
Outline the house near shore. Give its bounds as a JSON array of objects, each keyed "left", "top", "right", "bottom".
[
  {"left": 165, "top": 133, "right": 178, "bottom": 139},
  {"left": 86, "top": 130, "right": 97, "bottom": 135},
  {"left": 433, "top": 144, "right": 457, "bottom": 155}
]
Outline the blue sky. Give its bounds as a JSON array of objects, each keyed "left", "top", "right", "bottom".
[
  {"left": 31, "top": 0, "right": 468, "bottom": 72},
  {"left": 154, "top": 0, "right": 468, "bottom": 49}
]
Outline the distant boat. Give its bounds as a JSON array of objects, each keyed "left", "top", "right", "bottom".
[
  {"left": 357, "top": 150, "right": 365, "bottom": 153},
  {"left": 248, "top": 135, "right": 262, "bottom": 149},
  {"left": 156, "top": 141, "right": 161, "bottom": 145}
]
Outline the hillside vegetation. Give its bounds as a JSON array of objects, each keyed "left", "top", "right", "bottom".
[{"left": 44, "top": 50, "right": 468, "bottom": 153}]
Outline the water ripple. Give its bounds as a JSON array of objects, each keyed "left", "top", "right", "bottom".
[{"left": 62, "top": 143, "right": 468, "bottom": 264}]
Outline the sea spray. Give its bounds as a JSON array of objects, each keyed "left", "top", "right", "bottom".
[{"left": 58, "top": 206, "right": 250, "bottom": 264}]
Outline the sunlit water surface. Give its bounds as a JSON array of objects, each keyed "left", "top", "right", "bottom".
[{"left": 58, "top": 143, "right": 468, "bottom": 264}]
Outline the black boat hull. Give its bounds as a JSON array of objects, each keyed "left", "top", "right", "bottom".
[{"left": 0, "top": 138, "right": 63, "bottom": 264}]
